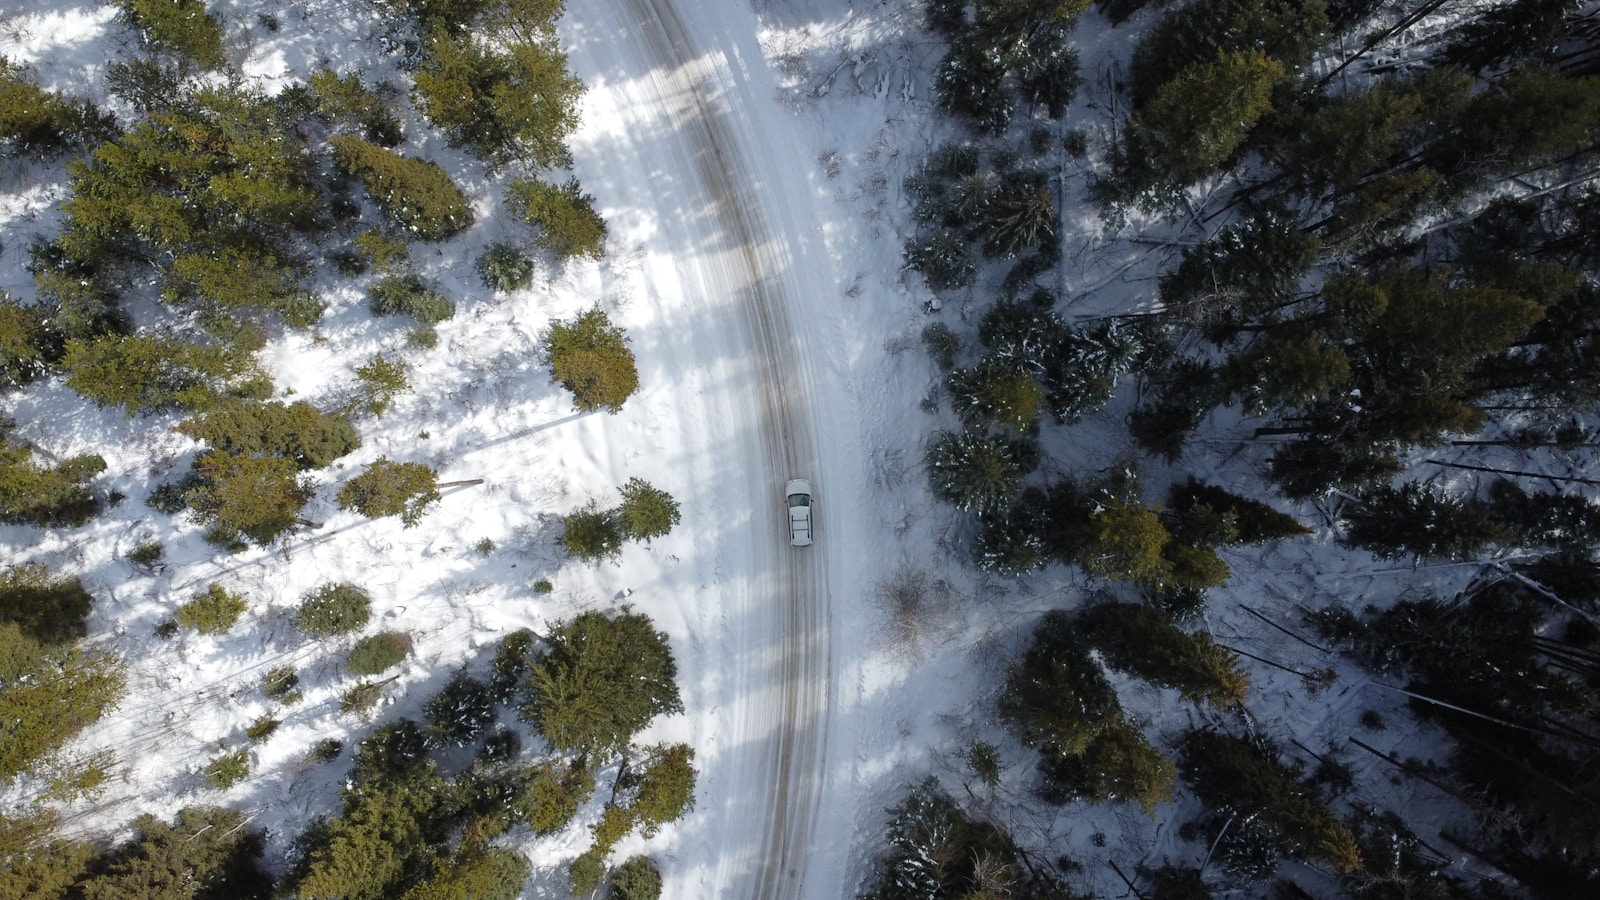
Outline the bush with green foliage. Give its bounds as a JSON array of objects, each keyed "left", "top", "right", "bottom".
[
  {"left": 126, "top": 540, "right": 163, "bottom": 567},
  {"left": 298, "top": 583, "right": 372, "bottom": 636},
  {"left": 617, "top": 478, "right": 680, "bottom": 542},
  {"left": 0, "top": 432, "right": 103, "bottom": 528},
  {"left": 513, "top": 760, "right": 597, "bottom": 835},
  {"left": 559, "top": 501, "right": 625, "bottom": 563},
  {"left": 174, "top": 583, "right": 248, "bottom": 635},
  {"left": 177, "top": 399, "right": 359, "bottom": 469},
  {"left": 924, "top": 429, "right": 1033, "bottom": 513},
  {"left": 520, "top": 609, "right": 683, "bottom": 756},
  {"left": 1343, "top": 482, "right": 1512, "bottom": 561},
  {"left": 115, "top": 0, "right": 227, "bottom": 68},
  {"left": 0, "top": 564, "right": 93, "bottom": 646},
  {"left": 369, "top": 274, "right": 455, "bottom": 326},
  {"left": 263, "top": 664, "right": 301, "bottom": 704},
  {"left": 340, "top": 680, "right": 385, "bottom": 715},
  {"left": 904, "top": 229, "right": 977, "bottom": 292},
  {"left": 354, "top": 354, "right": 410, "bottom": 417},
  {"left": 354, "top": 230, "right": 412, "bottom": 272},
  {"left": 308, "top": 68, "right": 403, "bottom": 146},
  {"left": 59, "top": 806, "right": 273, "bottom": 899},
  {"left": 399, "top": 848, "right": 530, "bottom": 900},
  {"left": 0, "top": 58, "right": 115, "bottom": 158},
  {"left": 423, "top": 672, "right": 495, "bottom": 748},
  {"left": 246, "top": 715, "right": 280, "bottom": 745},
  {"left": 0, "top": 293, "right": 62, "bottom": 391},
  {"left": 1180, "top": 730, "right": 1363, "bottom": 873},
  {"left": 947, "top": 362, "right": 1046, "bottom": 430},
  {"left": 347, "top": 631, "right": 413, "bottom": 675},
  {"left": 508, "top": 177, "right": 607, "bottom": 260},
  {"left": 330, "top": 135, "right": 474, "bottom": 241},
  {"left": 411, "top": 9, "right": 583, "bottom": 167},
  {"left": 62, "top": 334, "right": 267, "bottom": 416},
  {"left": 185, "top": 451, "right": 313, "bottom": 546},
  {"left": 569, "top": 850, "right": 606, "bottom": 898},
  {"left": 1078, "top": 602, "right": 1249, "bottom": 707},
  {"left": 476, "top": 242, "right": 536, "bottom": 292},
  {"left": 608, "top": 855, "right": 662, "bottom": 900},
  {"left": 203, "top": 748, "right": 250, "bottom": 790},
  {"left": 490, "top": 628, "right": 535, "bottom": 703},
  {"left": 622, "top": 743, "right": 697, "bottom": 837},
  {"left": 0, "top": 623, "right": 124, "bottom": 780},
  {"left": 338, "top": 457, "right": 441, "bottom": 527},
  {"left": 543, "top": 307, "right": 639, "bottom": 413}
]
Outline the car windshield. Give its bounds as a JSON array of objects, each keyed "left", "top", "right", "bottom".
[{"left": 787, "top": 493, "right": 809, "bottom": 508}]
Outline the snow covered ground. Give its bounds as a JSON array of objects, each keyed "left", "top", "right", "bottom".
[{"left": 0, "top": 0, "right": 1521, "bottom": 897}]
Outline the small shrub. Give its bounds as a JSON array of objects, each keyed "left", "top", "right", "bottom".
[
  {"left": 245, "top": 715, "right": 280, "bottom": 744},
  {"left": 43, "top": 749, "right": 115, "bottom": 801},
  {"left": 330, "top": 135, "right": 474, "bottom": 241},
  {"left": 297, "top": 583, "right": 371, "bottom": 637},
  {"left": 477, "top": 243, "right": 536, "bottom": 292},
  {"left": 345, "top": 631, "right": 411, "bottom": 675},
  {"left": 921, "top": 322, "right": 960, "bottom": 369},
  {"left": 353, "top": 230, "right": 410, "bottom": 272},
  {"left": 475, "top": 537, "right": 496, "bottom": 555},
  {"left": 490, "top": 628, "right": 534, "bottom": 703},
  {"left": 369, "top": 273, "right": 454, "bottom": 326},
  {"left": 508, "top": 177, "right": 608, "bottom": 260},
  {"left": 263, "top": 665, "right": 302, "bottom": 704},
  {"left": 609, "top": 855, "right": 663, "bottom": 900},
  {"left": 173, "top": 583, "right": 247, "bottom": 635},
  {"left": 154, "top": 619, "right": 178, "bottom": 639},
  {"left": 423, "top": 672, "right": 495, "bottom": 748},
  {"left": 559, "top": 501, "right": 624, "bottom": 563},
  {"left": 406, "top": 325, "right": 438, "bottom": 349},
  {"left": 203, "top": 748, "right": 250, "bottom": 789},
  {"left": 127, "top": 540, "right": 163, "bottom": 567},
  {"left": 339, "top": 680, "right": 383, "bottom": 715},
  {"left": 310, "top": 738, "right": 342, "bottom": 763},
  {"left": 570, "top": 850, "right": 606, "bottom": 898},
  {"left": 617, "top": 478, "right": 680, "bottom": 542},
  {"left": 543, "top": 307, "right": 639, "bottom": 413},
  {"left": 533, "top": 578, "right": 553, "bottom": 594},
  {"left": 354, "top": 354, "right": 409, "bottom": 417}
]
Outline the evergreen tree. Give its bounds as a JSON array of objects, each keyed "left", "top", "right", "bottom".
[
  {"left": 0, "top": 623, "right": 124, "bottom": 780},
  {"left": 78, "top": 806, "right": 273, "bottom": 900},
  {"left": 397, "top": 848, "right": 530, "bottom": 900},
  {"left": 174, "top": 584, "right": 247, "bottom": 635},
  {"left": 559, "top": 501, "right": 625, "bottom": 563},
  {"left": 1167, "top": 478, "right": 1309, "bottom": 544},
  {"left": 860, "top": 777, "right": 1051, "bottom": 900},
  {"left": 519, "top": 609, "right": 683, "bottom": 756},
  {"left": 934, "top": 42, "right": 1012, "bottom": 135},
  {"left": 0, "top": 292, "right": 61, "bottom": 390},
  {"left": 368, "top": 274, "right": 456, "bottom": 327},
  {"left": 608, "top": 855, "right": 662, "bottom": 900},
  {"left": 186, "top": 451, "right": 312, "bottom": 546},
  {"left": 507, "top": 177, "right": 607, "bottom": 260},
  {"left": 1078, "top": 601, "right": 1249, "bottom": 707},
  {"left": 297, "top": 583, "right": 372, "bottom": 637},
  {"left": 543, "top": 307, "right": 639, "bottom": 413},
  {"left": 330, "top": 136, "right": 474, "bottom": 241},
  {"left": 924, "top": 429, "right": 1033, "bottom": 513},
  {"left": 423, "top": 672, "right": 496, "bottom": 748},
  {"left": 346, "top": 632, "right": 413, "bottom": 675},
  {"left": 1343, "top": 482, "right": 1511, "bottom": 561},
  {"left": 1128, "top": 0, "right": 1328, "bottom": 105},
  {"left": 115, "top": 0, "right": 227, "bottom": 69},
  {"left": 998, "top": 611, "right": 1120, "bottom": 757},
  {"left": 1037, "top": 719, "right": 1176, "bottom": 814},
  {"left": 0, "top": 564, "right": 93, "bottom": 646},
  {"left": 622, "top": 743, "right": 697, "bottom": 837},
  {"left": 177, "top": 399, "right": 358, "bottom": 469},
  {"left": 338, "top": 457, "right": 442, "bottom": 528},
  {"left": 0, "top": 58, "right": 114, "bottom": 158},
  {"left": 1180, "top": 730, "right": 1363, "bottom": 873},
  {"left": 617, "top": 478, "right": 680, "bottom": 542},
  {"left": 62, "top": 334, "right": 265, "bottom": 416},
  {"left": 0, "top": 434, "right": 104, "bottom": 528},
  {"left": 307, "top": 68, "right": 403, "bottom": 146},
  {"left": 947, "top": 362, "right": 1046, "bottom": 431},
  {"left": 904, "top": 229, "right": 977, "bottom": 292},
  {"left": 1157, "top": 209, "right": 1321, "bottom": 331}
]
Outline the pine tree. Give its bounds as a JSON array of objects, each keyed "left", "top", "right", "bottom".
[
  {"left": 0, "top": 59, "right": 114, "bottom": 159},
  {"left": 307, "top": 68, "right": 403, "bottom": 146},
  {"left": 1180, "top": 730, "right": 1363, "bottom": 873},
  {"left": 617, "top": 478, "right": 681, "bottom": 542},
  {"left": 0, "top": 435, "right": 104, "bottom": 528},
  {"left": 338, "top": 457, "right": 442, "bottom": 528},
  {"left": 924, "top": 429, "right": 1032, "bottom": 513},
  {"left": 62, "top": 334, "right": 265, "bottom": 416},
  {"left": 1343, "top": 483, "right": 1512, "bottom": 561},
  {"left": 297, "top": 583, "right": 372, "bottom": 637},
  {"left": 559, "top": 501, "right": 625, "bottom": 563},
  {"left": 177, "top": 399, "right": 358, "bottom": 469},
  {"left": 398, "top": 848, "right": 530, "bottom": 900},
  {"left": 173, "top": 584, "right": 247, "bottom": 635},
  {"left": 0, "top": 623, "right": 124, "bottom": 780},
  {"left": 330, "top": 136, "right": 474, "bottom": 241},
  {"left": 1038, "top": 718, "right": 1176, "bottom": 814},
  {"left": 998, "top": 611, "right": 1120, "bottom": 756},
  {"left": 543, "top": 307, "right": 639, "bottom": 413},
  {"left": 423, "top": 672, "right": 496, "bottom": 748},
  {"left": 0, "top": 564, "right": 93, "bottom": 646},
  {"left": 623, "top": 743, "right": 697, "bottom": 837},
  {"left": 368, "top": 274, "right": 456, "bottom": 327},
  {"left": 78, "top": 806, "right": 273, "bottom": 900},
  {"left": 346, "top": 632, "right": 413, "bottom": 676},
  {"left": 507, "top": 177, "right": 607, "bottom": 260},
  {"left": 519, "top": 609, "right": 683, "bottom": 757},
  {"left": 904, "top": 229, "right": 977, "bottom": 292},
  {"left": 608, "top": 855, "right": 662, "bottom": 900},
  {"left": 115, "top": 0, "right": 227, "bottom": 69},
  {"left": 186, "top": 451, "right": 312, "bottom": 546},
  {"left": 1078, "top": 601, "right": 1250, "bottom": 707},
  {"left": 1168, "top": 478, "right": 1309, "bottom": 544},
  {"left": 947, "top": 362, "right": 1046, "bottom": 431}
]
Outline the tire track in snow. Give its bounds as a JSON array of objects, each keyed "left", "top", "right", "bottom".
[{"left": 577, "top": 0, "right": 831, "bottom": 895}]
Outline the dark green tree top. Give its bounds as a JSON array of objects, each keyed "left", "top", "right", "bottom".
[{"left": 338, "top": 458, "right": 441, "bottom": 528}]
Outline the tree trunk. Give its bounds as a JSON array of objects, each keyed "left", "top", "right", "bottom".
[{"left": 436, "top": 479, "right": 485, "bottom": 488}]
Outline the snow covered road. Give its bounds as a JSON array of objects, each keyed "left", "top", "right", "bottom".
[{"left": 563, "top": 0, "right": 841, "bottom": 895}]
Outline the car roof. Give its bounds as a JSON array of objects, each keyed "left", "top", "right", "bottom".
[{"left": 785, "top": 478, "right": 811, "bottom": 495}]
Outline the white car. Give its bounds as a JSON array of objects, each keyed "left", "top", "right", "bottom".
[{"left": 786, "top": 479, "right": 813, "bottom": 547}]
